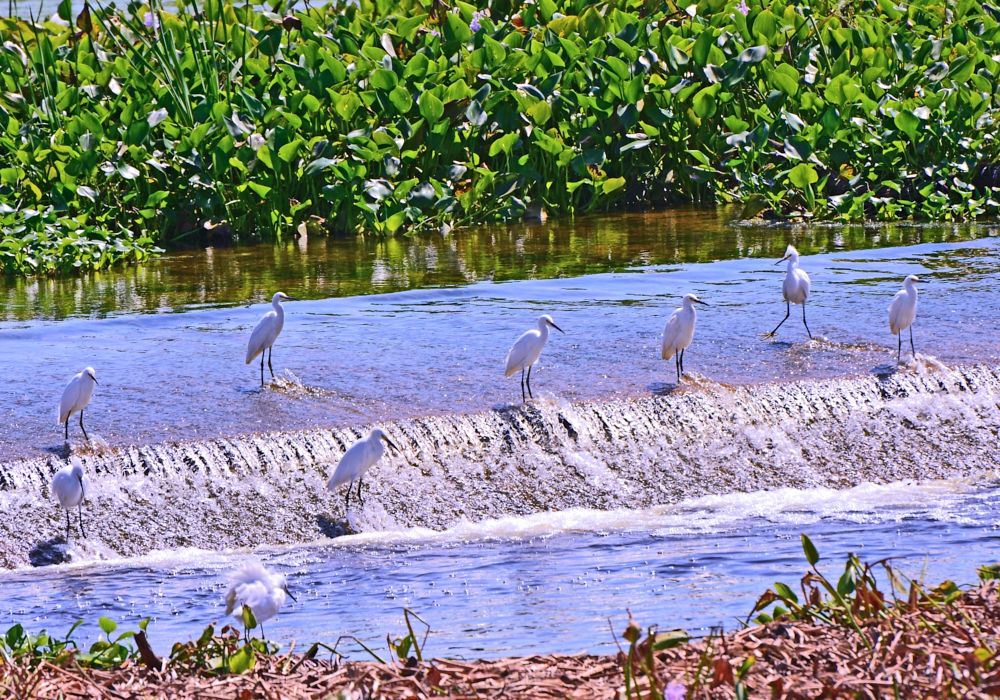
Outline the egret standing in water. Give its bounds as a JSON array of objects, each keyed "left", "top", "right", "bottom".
[
  {"left": 224, "top": 561, "right": 296, "bottom": 641},
  {"left": 327, "top": 428, "right": 399, "bottom": 509},
  {"left": 246, "top": 292, "right": 298, "bottom": 386},
  {"left": 764, "top": 245, "right": 812, "bottom": 339},
  {"left": 58, "top": 367, "right": 98, "bottom": 441},
  {"left": 888, "top": 275, "right": 922, "bottom": 362},
  {"left": 662, "top": 293, "right": 709, "bottom": 382},
  {"left": 51, "top": 456, "right": 90, "bottom": 540},
  {"left": 504, "top": 315, "right": 565, "bottom": 402}
]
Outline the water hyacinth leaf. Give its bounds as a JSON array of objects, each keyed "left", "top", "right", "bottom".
[
  {"left": 444, "top": 14, "right": 472, "bottom": 44},
  {"left": 580, "top": 6, "right": 606, "bottom": 40},
  {"left": 229, "top": 644, "right": 256, "bottom": 673},
  {"left": 602, "top": 176, "right": 626, "bottom": 194},
  {"left": 894, "top": 110, "right": 920, "bottom": 141},
  {"left": 738, "top": 45, "right": 767, "bottom": 64},
  {"left": 370, "top": 69, "right": 398, "bottom": 91},
  {"left": 396, "top": 14, "right": 428, "bottom": 42},
  {"left": 248, "top": 182, "right": 272, "bottom": 198},
  {"left": 366, "top": 180, "right": 393, "bottom": 201},
  {"left": 825, "top": 74, "right": 860, "bottom": 106},
  {"left": 419, "top": 92, "right": 444, "bottom": 123},
  {"left": 117, "top": 164, "right": 140, "bottom": 180},
  {"left": 801, "top": 534, "right": 820, "bottom": 565},
  {"left": 77, "top": 185, "right": 97, "bottom": 201},
  {"left": 489, "top": 132, "right": 519, "bottom": 157},
  {"left": 725, "top": 116, "right": 750, "bottom": 133},
  {"left": 407, "top": 181, "right": 437, "bottom": 207},
  {"left": 99, "top": 617, "right": 117, "bottom": 635},
  {"left": 146, "top": 108, "right": 169, "bottom": 127},
  {"left": 390, "top": 86, "right": 413, "bottom": 114},
  {"left": 693, "top": 29, "right": 715, "bottom": 67},
  {"left": 527, "top": 100, "right": 552, "bottom": 125},
  {"left": 652, "top": 629, "right": 689, "bottom": 650},
  {"left": 278, "top": 139, "right": 304, "bottom": 163},
  {"left": 620, "top": 138, "right": 651, "bottom": 153},
  {"left": 466, "top": 100, "right": 488, "bottom": 127},
  {"left": 304, "top": 157, "right": 337, "bottom": 176},
  {"left": 774, "top": 582, "right": 799, "bottom": 602},
  {"left": 692, "top": 86, "right": 718, "bottom": 118},
  {"left": 788, "top": 163, "right": 818, "bottom": 188}
]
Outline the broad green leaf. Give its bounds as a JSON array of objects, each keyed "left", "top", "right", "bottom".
[
  {"left": 693, "top": 29, "right": 714, "bottom": 68},
  {"left": 404, "top": 54, "right": 429, "bottom": 80},
  {"left": 824, "top": 74, "right": 860, "bottom": 106},
  {"left": 418, "top": 92, "right": 444, "bottom": 122},
  {"left": 395, "top": 13, "right": 427, "bottom": 42},
  {"left": 625, "top": 77, "right": 644, "bottom": 104},
  {"left": 389, "top": 85, "right": 413, "bottom": 113},
  {"left": 580, "top": 6, "right": 606, "bottom": 40},
  {"left": 773, "top": 582, "right": 799, "bottom": 603},
  {"left": 278, "top": 139, "right": 304, "bottom": 163},
  {"left": 894, "top": 110, "right": 920, "bottom": 141},
  {"left": 489, "top": 132, "right": 519, "bottom": 157},
  {"left": 602, "top": 176, "right": 626, "bottom": 194},
  {"left": 304, "top": 157, "right": 337, "bottom": 176},
  {"left": 248, "top": 181, "right": 272, "bottom": 198},
  {"left": 692, "top": 86, "right": 718, "bottom": 118},
  {"left": 527, "top": 100, "right": 551, "bottom": 124},
  {"left": 444, "top": 14, "right": 472, "bottom": 43},
  {"left": 801, "top": 534, "right": 820, "bottom": 565},
  {"left": 98, "top": 617, "right": 117, "bottom": 635},
  {"left": 753, "top": 10, "right": 777, "bottom": 40},
  {"left": 370, "top": 68, "right": 398, "bottom": 91},
  {"left": 228, "top": 644, "right": 256, "bottom": 673},
  {"left": 788, "top": 163, "right": 818, "bottom": 188}
]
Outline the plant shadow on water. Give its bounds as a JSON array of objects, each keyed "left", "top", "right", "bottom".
[
  {"left": 315, "top": 516, "right": 353, "bottom": 540},
  {"left": 27, "top": 538, "right": 70, "bottom": 568}
]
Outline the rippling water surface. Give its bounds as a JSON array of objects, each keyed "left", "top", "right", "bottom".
[
  {"left": 2, "top": 209, "right": 999, "bottom": 662},
  {"left": 3, "top": 480, "right": 999, "bottom": 657}
]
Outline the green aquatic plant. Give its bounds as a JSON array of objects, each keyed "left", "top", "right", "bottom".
[
  {"left": 0, "top": 616, "right": 146, "bottom": 669},
  {"left": 3, "top": 0, "right": 1000, "bottom": 276}
]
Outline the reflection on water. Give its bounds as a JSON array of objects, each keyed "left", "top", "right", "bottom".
[
  {"left": 1, "top": 207, "right": 996, "bottom": 321},
  {"left": 2, "top": 480, "right": 998, "bottom": 658}
]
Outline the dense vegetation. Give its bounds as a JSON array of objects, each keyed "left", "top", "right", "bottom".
[{"left": 2, "top": 0, "right": 1000, "bottom": 274}]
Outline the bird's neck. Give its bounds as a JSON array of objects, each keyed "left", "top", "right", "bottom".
[
  {"left": 273, "top": 300, "right": 284, "bottom": 316},
  {"left": 786, "top": 257, "right": 798, "bottom": 271},
  {"left": 537, "top": 323, "right": 549, "bottom": 339}
]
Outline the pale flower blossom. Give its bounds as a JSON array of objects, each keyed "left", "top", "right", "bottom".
[
  {"left": 144, "top": 10, "right": 160, "bottom": 29},
  {"left": 735, "top": 0, "right": 750, "bottom": 14},
  {"left": 248, "top": 133, "right": 266, "bottom": 151},
  {"left": 666, "top": 682, "right": 686, "bottom": 700}
]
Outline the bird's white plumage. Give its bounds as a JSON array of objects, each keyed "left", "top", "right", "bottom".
[
  {"left": 888, "top": 275, "right": 919, "bottom": 335},
  {"left": 504, "top": 315, "right": 558, "bottom": 378},
  {"left": 245, "top": 292, "right": 291, "bottom": 364},
  {"left": 51, "top": 456, "right": 89, "bottom": 510},
  {"left": 327, "top": 429, "right": 389, "bottom": 490},
  {"left": 780, "top": 245, "right": 811, "bottom": 305},
  {"left": 224, "top": 561, "right": 290, "bottom": 627},
  {"left": 662, "top": 294, "right": 701, "bottom": 360},
  {"left": 58, "top": 368, "right": 96, "bottom": 425}
]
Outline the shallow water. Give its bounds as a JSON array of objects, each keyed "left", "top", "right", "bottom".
[
  {"left": 0, "top": 235, "right": 998, "bottom": 461},
  {"left": 3, "top": 479, "right": 999, "bottom": 658}
]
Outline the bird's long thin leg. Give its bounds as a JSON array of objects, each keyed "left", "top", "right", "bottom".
[
  {"left": 66, "top": 510, "right": 71, "bottom": 540},
  {"left": 897, "top": 333, "right": 902, "bottom": 363},
  {"left": 910, "top": 326, "right": 915, "bottom": 359},
  {"left": 64, "top": 418, "right": 69, "bottom": 441},
  {"left": 260, "top": 353, "right": 265, "bottom": 386},
  {"left": 526, "top": 365, "right": 533, "bottom": 399},
  {"left": 520, "top": 368, "right": 526, "bottom": 403},
  {"left": 345, "top": 482, "right": 351, "bottom": 511},
  {"left": 268, "top": 347, "right": 275, "bottom": 379},
  {"left": 78, "top": 503, "right": 86, "bottom": 539},
  {"left": 680, "top": 348, "right": 685, "bottom": 377},
  {"left": 767, "top": 302, "right": 791, "bottom": 337},
  {"left": 357, "top": 477, "right": 364, "bottom": 507},
  {"left": 259, "top": 622, "right": 265, "bottom": 640},
  {"left": 675, "top": 353, "right": 680, "bottom": 383},
  {"left": 79, "top": 410, "right": 89, "bottom": 441},
  {"left": 801, "top": 303, "right": 812, "bottom": 339}
]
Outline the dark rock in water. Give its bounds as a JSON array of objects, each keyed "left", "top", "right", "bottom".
[{"left": 28, "top": 537, "right": 69, "bottom": 567}]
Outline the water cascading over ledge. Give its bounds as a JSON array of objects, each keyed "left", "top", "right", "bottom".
[{"left": 1, "top": 365, "right": 999, "bottom": 569}]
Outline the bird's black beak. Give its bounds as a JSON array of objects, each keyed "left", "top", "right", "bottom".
[
  {"left": 549, "top": 321, "right": 565, "bottom": 334},
  {"left": 285, "top": 588, "right": 297, "bottom": 602},
  {"left": 774, "top": 256, "right": 790, "bottom": 265},
  {"left": 92, "top": 378, "right": 99, "bottom": 384},
  {"left": 384, "top": 437, "right": 400, "bottom": 452},
  {"left": 695, "top": 299, "right": 710, "bottom": 306},
  {"left": 285, "top": 296, "right": 299, "bottom": 301}
]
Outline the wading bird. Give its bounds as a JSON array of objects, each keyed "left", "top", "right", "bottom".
[
  {"left": 224, "top": 561, "right": 296, "bottom": 641},
  {"left": 51, "top": 456, "right": 90, "bottom": 540},
  {"left": 327, "top": 429, "right": 399, "bottom": 510},
  {"left": 764, "top": 245, "right": 812, "bottom": 339},
  {"left": 246, "top": 292, "right": 298, "bottom": 386},
  {"left": 889, "top": 274, "right": 922, "bottom": 362},
  {"left": 504, "top": 315, "right": 565, "bottom": 402},
  {"left": 662, "top": 293, "right": 709, "bottom": 382},
  {"left": 58, "top": 367, "right": 98, "bottom": 441}
]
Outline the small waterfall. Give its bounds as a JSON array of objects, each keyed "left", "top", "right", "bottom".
[{"left": 2, "top": 365, "right": 999, "bottom": 569}]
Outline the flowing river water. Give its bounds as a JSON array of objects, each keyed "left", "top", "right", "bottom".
[{"left": 1, "top": 208, "right": 999, "bottom": 657}]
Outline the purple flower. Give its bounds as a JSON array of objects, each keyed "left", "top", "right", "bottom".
[
  {"left": 144, "top": 10, "right": 160, "bottom": 29},
  {"left": 666, "top": 682, "right": 686, "bottom": 700},
  {"left": 470, "top": 16, "right": 481, "bottom": 31},
  {"left": 735, "top": 0, "right": 749, "bottom": 14}
]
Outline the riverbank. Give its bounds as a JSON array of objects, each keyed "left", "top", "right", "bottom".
[
  {"left": 5, "top": 574, "right": 999, "bottom": 698},
  {"left": 3, "top": 0, "right": 1000, "bottom": 275}
]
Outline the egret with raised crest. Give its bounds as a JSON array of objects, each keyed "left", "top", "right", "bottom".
[
  {"left": 662, "top": 293, "right": 709, "bottom": 382},
  {"left": 327, "top": 429, "right": 399, "bottom": 509},
  {"left": 504, "top": 314, "right": 565, "bottom": 402},
  {"left": 764, "top": 245, "right": 812, "bottom": 339},
  {"left": 889, "top": 274, "right": 923, "bottom": 362},
  {"left": 246, "top": 292, "right": 298, "bottom": 386}
]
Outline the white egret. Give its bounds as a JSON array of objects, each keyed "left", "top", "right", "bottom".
[
  {"left": 58, "top": 367, "right": 98, "bottom": 441},
  {"left": 327, "top": 428, "right": 399, "bottom": 509},
  {"left": 764, "top": 244, "right": 812, "bottom": 339},
  {"left": 51, "top": 456, "right": 90, "bottom": 540},
  {"left": 246, "top": 292, "right": 298, "bottom": 386},
  {"left": 662, "top": 293, "right": 709, "bottom": 382},
  {"left": 224, "top": 561, "right": 296, "bottom": 641},
  {"left": 504, "top": 314, "right": 565, "bottom": 402},
  {"left": 888, "top": 274, "right": 923, "bottom": 362}
]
